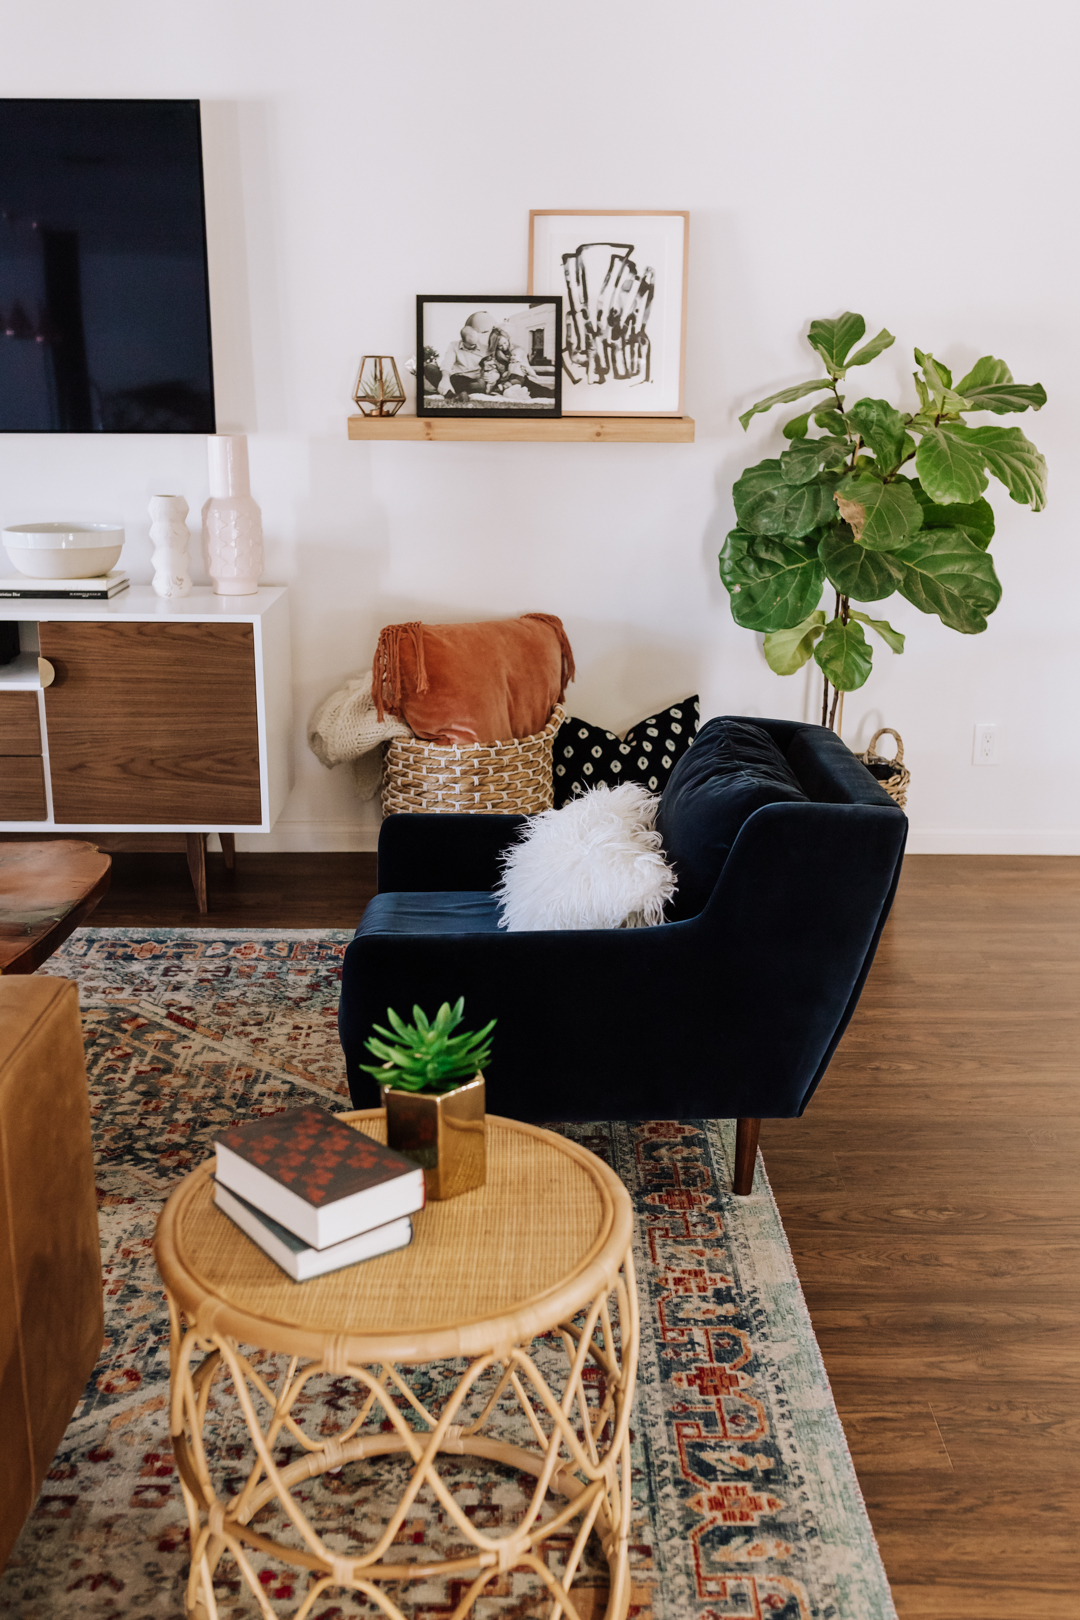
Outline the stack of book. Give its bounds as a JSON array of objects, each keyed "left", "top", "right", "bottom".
[
  {"left": 213, "top": 1104, "right": 425, "bottom": 1281},
  {"left": 0, "top": 570, "right": 130, "bottom": 600}
]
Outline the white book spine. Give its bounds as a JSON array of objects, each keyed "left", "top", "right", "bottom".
[{"left": 214, "top": 1183, "right": 413, "bottom": 1280}]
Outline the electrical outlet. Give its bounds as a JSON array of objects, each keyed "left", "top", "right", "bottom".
[{"left": 972, "top": 722, "right": 999, "bottom": 765}]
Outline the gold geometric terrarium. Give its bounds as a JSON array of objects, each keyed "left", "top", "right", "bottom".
[{"left": 352, "top": 355, "right": 406, "bottom": 416}]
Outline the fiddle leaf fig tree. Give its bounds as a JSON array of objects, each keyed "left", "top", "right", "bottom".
[{"left": 720, "top": 313, "right": 1047, "bottom": 728}]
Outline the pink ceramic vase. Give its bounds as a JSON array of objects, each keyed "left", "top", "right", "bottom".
[{"left": 202, "top": 434, "right": 263, "bottom": 596}]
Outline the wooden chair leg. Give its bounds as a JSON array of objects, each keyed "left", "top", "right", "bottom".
[
  {"left": 185, "top": 833, "right": 208, "bottom": 915},
  {"left": 220, "top": 833, "right": 236, "bottom": 871},
  {"left": 733, "top": 1117, "right": 761, "bottom": 1196}
]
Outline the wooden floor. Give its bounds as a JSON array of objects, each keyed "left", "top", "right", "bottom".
[
  {"left": 81, "top": 850, "right": 1080, "bottom": 1617},
  {"left": 762, "top": 856, "right": 1080, "bottom": 1619}
]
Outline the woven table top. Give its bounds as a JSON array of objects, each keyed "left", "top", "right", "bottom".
[{"left": 154, "top": 1111, "right": 634, "bottom": 1364}]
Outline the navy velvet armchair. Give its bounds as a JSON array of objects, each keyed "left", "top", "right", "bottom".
[{"left": 338, "top": 717, "right": 907, "bottom": 1193}]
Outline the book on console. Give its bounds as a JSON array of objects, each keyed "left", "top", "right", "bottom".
[
  {"left": 0, "top": 570, "right": 130, "bottom": 600},
  {"left": 214, "top": 1104, "right": 425, "bottom": 1250},
  {"left": 213, "top": 1180, "right": 413, "bottom": 1280}
]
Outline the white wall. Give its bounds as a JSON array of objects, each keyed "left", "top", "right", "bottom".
[{"left": 2, "top": 0, "right": 1076, "bottom": 853}]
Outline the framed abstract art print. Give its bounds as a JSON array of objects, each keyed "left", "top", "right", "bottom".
[{"left": 528, "top": 211, "right": 688, "bottom": 416}]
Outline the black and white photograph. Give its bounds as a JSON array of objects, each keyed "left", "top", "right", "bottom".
[
  {"left": 528, "top": 212, "right": 688, "bottom": 416},
  {"left": 416, "top": 296, "right": 562, "bottom": 418}
]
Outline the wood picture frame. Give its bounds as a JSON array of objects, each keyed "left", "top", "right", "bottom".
[
  {"left": 416, "top": 296, "right": 562, "bottom": 419},
  {"left": 528, "top": 211, "right": 689, "bottom": 417}
]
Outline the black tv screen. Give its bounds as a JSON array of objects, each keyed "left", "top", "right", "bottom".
[{"left": 0, "top": 99, "right": 214, "bottom": 433}]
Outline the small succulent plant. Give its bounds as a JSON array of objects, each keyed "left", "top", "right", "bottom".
[{"left": 360, "top": 998, "right": 495, "bottom": 1094}]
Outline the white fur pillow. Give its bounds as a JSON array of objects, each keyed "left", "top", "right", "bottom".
[{"left": 495, "top": 782, "right": 676, "bottom": 931}]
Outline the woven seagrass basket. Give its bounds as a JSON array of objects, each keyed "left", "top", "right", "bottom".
[
  {"left": 855, "top": 726, "right": 910, "bottom": 809},
  {"left": 381, "top": 704, "right": 566, "bottom": 815}
]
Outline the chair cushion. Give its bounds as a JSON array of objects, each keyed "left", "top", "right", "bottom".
[
  {"left": 553, "top": 697, "right": 700, "bottom": 806},
  {"left": 657, "top": 718, "right": 808, "bottom": 917},
  {"left": 358, "top": 890, "right": 504, "bottom": 936}
]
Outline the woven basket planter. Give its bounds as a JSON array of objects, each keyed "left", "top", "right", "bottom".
[
  {"left": 855, "top": 727, "right": 910, "bottom": 809},
  {"left": 382, "top": 705, "right": 566, "bottom": 815}
]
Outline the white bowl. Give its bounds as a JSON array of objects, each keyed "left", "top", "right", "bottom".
[{"left": 3, "top": 522, "right": 124, "bottom": 580}]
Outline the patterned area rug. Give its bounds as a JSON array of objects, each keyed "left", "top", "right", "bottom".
[{"left": 0, "top": 930, "right": 896, "bottom": 1620}]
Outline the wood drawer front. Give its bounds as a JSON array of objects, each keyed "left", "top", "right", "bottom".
[
  {"left": 0, "top": 692, "right": 42, "bottom": 754},
  {"left": 40, "top": 621, "right": 262, "bottom": 826},
  {"left": 0, "top": 757, "right": 47, "bottom": 819}
]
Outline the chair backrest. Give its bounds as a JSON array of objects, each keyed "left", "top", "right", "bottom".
[
  {"left": 739, "top": 717, "right": 900, "bottom": 808},
  {"left": 657, "top": 716, "right": 900, "bottom": 918}
]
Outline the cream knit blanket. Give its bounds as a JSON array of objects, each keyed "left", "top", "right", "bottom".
[{"left": 308, "top": 669, "right": 411, "bottom": 800}]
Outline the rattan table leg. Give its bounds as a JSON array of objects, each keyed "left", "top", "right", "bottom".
[{"left": 166, "top": 1253, "right": 638, "bottom": 1620}]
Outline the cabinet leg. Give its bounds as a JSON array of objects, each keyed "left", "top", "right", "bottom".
[
  {"left": 185, "top": 834, "right": 208, "bottom": 915},
  {"left": 220, "top": 833, "right": 236, "bottom": 871}
]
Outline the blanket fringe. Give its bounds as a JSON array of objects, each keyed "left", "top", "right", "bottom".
[{"left": 372, "top": 622, "right": 428, "bottom": 721}]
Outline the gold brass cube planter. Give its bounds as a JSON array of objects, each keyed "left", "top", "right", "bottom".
[{"left": 381, "top": 1074, "right": 485, "bottom": 1199}]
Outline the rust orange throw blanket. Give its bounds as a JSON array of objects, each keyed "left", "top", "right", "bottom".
[{"left": 372, "top": 615, "right": 575, "bottom": 745}]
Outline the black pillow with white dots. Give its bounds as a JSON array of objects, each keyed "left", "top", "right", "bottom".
[{"left": 552, "top": 697, "right": 700, "bottom": 808}]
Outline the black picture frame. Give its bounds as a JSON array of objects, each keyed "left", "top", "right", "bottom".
[{"left": 416, "top": 296, "right": 562, "bottom": 418}]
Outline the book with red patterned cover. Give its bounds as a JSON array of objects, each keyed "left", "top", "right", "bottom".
[{"left": 214, "top": 1106, "right": 425, "bottom": 1250}]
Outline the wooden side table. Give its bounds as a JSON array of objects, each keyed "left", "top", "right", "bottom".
[
  {"left": 154, "top": 1112, "right": 639, "bottom": 1620},
  {"left": 0, "top": 839, "right": 110, "bottom": 973}
]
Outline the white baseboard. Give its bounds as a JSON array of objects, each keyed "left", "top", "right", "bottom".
[
  {"left": 229, "top": 822, "right": 1080, "bottom": 859},
  {"left": 905, "top": 829, "right": 1080, "bottom": 855},
  {"left": 231, "top": 823, "right": 380, "bottom": 854}
]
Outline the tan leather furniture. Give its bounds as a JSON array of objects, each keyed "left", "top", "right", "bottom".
[{"left": 0, "top": 976, "right": 103, "bottom": 1570}]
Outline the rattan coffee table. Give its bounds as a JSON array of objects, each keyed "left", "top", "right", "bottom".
[{"left": 154, "top": 1111, "right": 638, "bottom": 1620}]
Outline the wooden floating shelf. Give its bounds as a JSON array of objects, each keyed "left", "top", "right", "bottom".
[{"left": 346, "top": 414, "right": 695, "bottom": 444}]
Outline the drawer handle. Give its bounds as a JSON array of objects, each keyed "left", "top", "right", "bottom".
[{"left": 38, "top": 657, "right": 55, "bottom": 688}]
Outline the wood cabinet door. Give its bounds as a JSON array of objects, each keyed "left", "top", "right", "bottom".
[
  {"left": 0, "top": 693, "right": 42, "bottom": 754},
  {"left": 40, "top": 622, "right": 262, "bottom": 825},
  {"left": 0, "top": 758, "right": 47, "bottom": 819},
  {"left": 0, "top": 693, "right": 47, "bottom": 818}
]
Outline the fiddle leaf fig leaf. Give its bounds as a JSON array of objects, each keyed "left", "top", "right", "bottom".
[
  {"left": 915, "top": 424, "right": 990, "bottom": 504},
  {"left": 956, "top": 355, "right": 1011, "bottom": 392},
  {"left": 813, "top": 618, "right": 873, "bottom": 691},
  {"left": 910, "top": 480, "right": 995, "bottom": 550},
  {"left": 846, "top": 398, "right": 910, "bottom": 473},
  {"left": 834, "top": 472, "right": 924, "bottom": 551},
  {"left": 846, "top": 328, "right": 895, "bottom": 368},
  {"left": 963, "top": 381, "right": 1046, "bottom": 414},
  {"left": 819, "top": 525, "right": 900, "bottom": 600},
  {"left": 738, "top": 377, "right": 836, "bottom": 431},
  {"left": 813, "top": 406, "right": 848, "bottom": 436},
  {"left": 733, "top": 458, "right": 842, "bottom": 538},
  {"left": 913, "top": 371, "right": 932, "bottom": 413},
  {"left": 957, "top": 423, "right": 1048, "bottom": 510},
  {"left": 719, "top": 529, "right": 826, "bottom": 632},
  {"left": 848, "top": 609, "right": 905, "bottom": 654},
  {"left": 955, "top": 355, "right": 1046, "bottom": 414},
  {"left": 783, "top": 410, "right": 813, "bottom": 440},
  {"left": 779, "top": 435, "right": 849, "bottom": 485},
  {"left": 762, "top": 610, "right": 827, "bottom": 676},
  {"left": 916, "top": 350, "right": 970, "bottom": 412},
  {"left": 807, "top": 312, "right": 866, "bottom": 375},
  {"left": 889, "top": 529, "right": 1002, "bottom": 633}
]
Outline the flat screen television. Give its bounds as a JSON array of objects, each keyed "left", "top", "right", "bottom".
[{"left": 0, "top": 98, "right": 214, "bottom": 433}]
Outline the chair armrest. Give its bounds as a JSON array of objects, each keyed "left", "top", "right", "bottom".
[{"left": 377, "top": 813, "right": 528, "bottom": 892}]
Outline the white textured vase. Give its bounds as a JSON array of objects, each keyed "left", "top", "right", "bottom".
[
  {"left": 202, "top": 434, "right": 264, "bottom": 596},
  {"left": 148, "top": 495, "right": 192, "bottom": 598}
]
